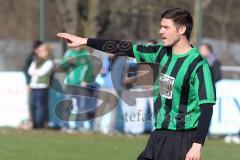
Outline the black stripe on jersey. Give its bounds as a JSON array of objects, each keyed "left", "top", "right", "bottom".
[
  {"left": 137, "top": 45, "right": 161, "bottom": 53},
  {"left": 154, "top": 96, "right": 162, "bottom": 122},
  {"left": 197, "top": 66, "right": 207, "bottom": 100},
  {"left": 152, "top": 47, "right": 170, "bottom": 81},
  {"left": 153, "top": 54, "right": 172, "bottom": 121},
  {"left": 161, "top": 55, "right": 172, "bottom": 74},
  {"left": 176, "top": 56, "right": 203, "bottom": 130},
  {"left": 139, "top": 57, "right": 145, "bottom": 62},
  {"left": 161, "top": 57, "right": 188, "bottom": 129},
  {"left": 155, "top": 47, "right": 171, "bottom": 63},
  {"left": 209, "top": 67, "right": 216, "bottom": 99}
]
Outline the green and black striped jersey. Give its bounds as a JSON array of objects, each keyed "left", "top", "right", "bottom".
[{"left": 133, "top": 43, "right": 216, "bottom": 130}]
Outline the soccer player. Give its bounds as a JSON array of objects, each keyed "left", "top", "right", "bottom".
[{"left": 57, "top": 7, "right": 215, "bottom": 160}]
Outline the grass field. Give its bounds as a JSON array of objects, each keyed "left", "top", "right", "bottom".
[{"left": 0, "top": 129, "right": 239, "bottom": 160}]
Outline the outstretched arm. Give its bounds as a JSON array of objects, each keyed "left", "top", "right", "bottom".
[
  {"left": 57, "top": 33, "right": 134, "bottom": 57},
  {"left": 57, "top": 33, "right": 88, "bottom": 48}
]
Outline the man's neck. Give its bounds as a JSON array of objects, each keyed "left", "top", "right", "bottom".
[{"left": 172, "top": 37, "right": 192, "bottom": 55}]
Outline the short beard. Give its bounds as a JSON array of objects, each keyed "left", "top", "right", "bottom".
[{"left": 168, "top": 37, "right": 181, "bottom": 47}]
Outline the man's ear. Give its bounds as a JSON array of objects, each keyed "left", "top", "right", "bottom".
[{"left": 179, "top": 25, "right": 186, "bottom": 35}]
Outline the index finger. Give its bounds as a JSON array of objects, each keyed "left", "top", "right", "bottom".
[{"left": 56, "top": 33, "right": 72, "bottom": 39}]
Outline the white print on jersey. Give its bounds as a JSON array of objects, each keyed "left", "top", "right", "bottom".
[{"left": 159, "top": 73, "right": 175, "bottom": 99}]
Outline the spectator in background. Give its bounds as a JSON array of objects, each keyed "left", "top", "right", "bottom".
[
  {"left": 23, "top": 40, "right": 43, "bottom": 86},
  {"left": 94, "top": 54, "right": 127, "bottom": 135},
  {"left": 200, "top": 44, "right": 239, "bottom": 145},
  {"left": 122, "top": 39, "right": 159, "bottom": 135},
  {"left": 199, "top": 43, "right": 222, "bottom": 83},
  {"left": 28, "top": 43, "right": 54, "bottom": 129},
  {"left": 60, "top": 46, "right": 95, "bottom": 133},
  {"left": 121, "top": 57, "right": 144, "bottom": 136},
  {"left": 22, "top": 40, "right": 42, "bottom": 128}
]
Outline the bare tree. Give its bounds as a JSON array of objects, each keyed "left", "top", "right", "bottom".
[
  {"left": 55, "top": 0, "right": 79, "bottom": 34},
  {"left": 81, "top": 0, "right": 100, "bottom": 37},
  {"left": 191, "top": 0, "right": 202, "bottom": 46},
  {"left": 203, "top": 0, "right": 239, "bottom": 65}
]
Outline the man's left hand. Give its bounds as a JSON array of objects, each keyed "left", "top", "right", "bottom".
[{"left": 185, "top": 143, "right": 202, "bottom": 160}]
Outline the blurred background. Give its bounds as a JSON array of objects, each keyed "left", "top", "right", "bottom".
[
  {"left": 0, "top": 0, "right": 239, "bottom": 160},
  {"left": 1, "top": 0, "right": 240, "bottom": 76}
]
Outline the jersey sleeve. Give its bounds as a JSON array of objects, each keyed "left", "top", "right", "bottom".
[
  {"left": 192, "top": 63, "right": 216, "bottom": 105},
  {"left": 87, "top": 38, "right": 134, "bottom": 57},
  {"left": 132, "top": 43, "right": 163, "bottom": 63}
]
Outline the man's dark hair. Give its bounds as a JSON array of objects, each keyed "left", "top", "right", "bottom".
[{"left": 161, "top": 8, "right": 193, "bottom": 40}]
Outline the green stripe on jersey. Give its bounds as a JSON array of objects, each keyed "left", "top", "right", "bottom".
[{"left": 132, "top": 43, "right": 216, "bottom": 130}]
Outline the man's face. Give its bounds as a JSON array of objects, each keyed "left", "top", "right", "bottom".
[{"left": 159, "top": 18, "right": 182, "bottom": 47}]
